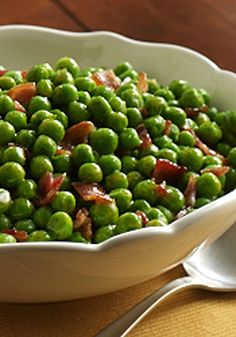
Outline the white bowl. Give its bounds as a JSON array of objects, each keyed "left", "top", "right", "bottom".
[{"left": 1, "top": 25, "right": 236, "bottom": 303}]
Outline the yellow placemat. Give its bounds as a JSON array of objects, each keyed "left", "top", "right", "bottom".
[{"left": 0, "top": 266, "right": 236, "bottom": 337}]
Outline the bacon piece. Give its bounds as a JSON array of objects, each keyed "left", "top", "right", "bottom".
[
  {"left": 8, "top": 82, "right": 36, "bottom": 104},
  {"left": 73, "top": 182, "right": 113, "bottom": 204},
  {"left": 35, "top": 172, "right": 65, "bottom": 206},
  {"left": 91, "top": 69, "right": 120, "bottom": 90},
  {"left": 152, "top": 158, "right": 187, "bottom": 184},
  {"left": 184, "top": 175, "right": 197, "bottom": 207},
  {"left": 73, "top": 208, "right": 93, "bottom": 241},
  {"left": 135, "top": 210, "right": 149, "bottom": 225},
  {"left": 163, "top": 119, "right": 172, "bottom": 136},
  {"left": 61, "top": 121, "right": 95, "bottom": 147},
  {"left": 21, "top": 70, "right": 28, "bottom": 79},
  {"left": 136, "top": 124, "right": 152, "bottom": 149},
  {"left": 56, "top": 147, "right": 72, "bottom": 156},
  {"left": 14, "top": 100, "right": 26, "bottom": 112},
  {"left": 185, "top": 105, "right": 209, "bottom": 118},
  {"left": 2, "top": 229, "right": 28, "bottom": 242},
  {"left": 0, "top": 69, "right": 7, "bottom": 76},
  {"left": 201, "top": 166, "right": 229, "bottom": 177},
  {"left": 137, "top": 71, "right": 148, "bottom": 93},
  {"left": 156, "top": 181, "right": 168, "bottom": 197}
]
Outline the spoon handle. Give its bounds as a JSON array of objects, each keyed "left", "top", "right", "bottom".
[{"left": 95, "top": 276, "right": 202, "bottom": 337}]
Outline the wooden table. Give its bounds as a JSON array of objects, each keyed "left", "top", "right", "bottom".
[{"left": 1, "top": 2, "right": 236, "bottom": 337}]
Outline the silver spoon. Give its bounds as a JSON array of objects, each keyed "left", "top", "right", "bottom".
[{"left": 95, "top": 222, "right": 236, "bottom": 337}]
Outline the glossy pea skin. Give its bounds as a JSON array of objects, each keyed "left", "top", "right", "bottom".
[
  {"left": 168, "top": 79, "right": 190, "bottom": 99},
  {"left": 157, "top": 148, "right": 178, "bottom": 163},
  {"left": 36, "top": 79, "right": 54, "bottom": 97},
  {"left": 107, "top": 112, "right": 128, "bottom": 134},
  {"left": 15, "top": 179, "right": 38, "bottom": 200},
  {"left": 26, "top": 63, "right": 53, "bottom": 82},
  {"left": 38, "top": 119, "right": 65, "bottom": 144},
  {"left": 109, "top": 96, "right": 126, "bottom": 114},
  {"left": 202, "top": 155, "right": 222, "bottom": 168},
  {"left": 133, "top": 179, "right": 158, "bottom": 206},
  {"left": 114, "top": 212, "right": 142, "bottom": 234},
  {"left": 90, "top": 128, "right": 118, "bottom": 154},
  {"left": 7, "top": 198, "right": 34, "bottom": 221},
  {"left": 129, "top": 199, "right": 151, "bottom": 213},
  {"left": 54, "top": 68, "right": 74, "bottom": 85},
  {"left": 121, "top": 89, "right": 143, "bottom": 108},
  {"left": 178, "top": 130, "right": 196, "bottom": 147},
  {"left": 94, "top": 225, "right": 114, "bottom": 243},
  {"left": 154, "top": 135, "right": 172, "bottom": 149},
  {"left": 137, "top": 155, "right": 156, "bottom": 176},
  {"left": 55, "top": 57, "right": 80, "bottom": 78},
  {"left": 51, "top": 109, "right": 68, "bottom": 128},
  {"left": 0, "top": 162, "right": 25, "bottom": 189},
  {"left": 109, "top": 188, "right": 132, "bottom": 213},
  {"left": 195, "top": 112, "right": 210, "bottom": 126},
  {"left": 14, "top": 219, "right": 36, "bottom": 233},
  {"left": 114, "top": 62, "right": 133, "bottom": 76},
  {"left": 0, "top": 214, "right": 12, "bottom": 230},
  {"left": 121, "top": 155, "right": 137, "bottom": 173},
  {"left": 52, "top": 153, "right": 71, "bottom": 173},
  {"left": 52, "top": 83, "right": 78, "bottom": 106},
  {"left": 127, "top": 171, "right": 143, "bottom": 190},
  {"left": 68, "top": 101, "right": 89, "bottom": 124},
  {"left": 90, "top": 202, "right": 119, "bottom": 227},
  {"left": 197, "top": 121, "right": 222, "bottom": 147},
  {"left": 0, "top": 188, "right": 12, "bottom": 213},
  {"left": 15, "top": 129, "right": 36, "bottom": 148},
  {"left": 144, "top": 115, "right": 165, "bottom": 138},
  {"left": 30, "top": 155, "right": 53, "bottom": 179},
  {"left": 30, "top": 110, "right": 54, "bottom": 129},
  {"left": 5, "top": 70, "right": 23, "bottom": 84},
  {"left": 0, "top": 95, "right": 15, "bottom": 116},
  {"left": 51, "top": 191, "right": 76, "bottom": 214},
  {"left": 227, "top": 147, "right": 236, "bottom": 167},
  {"left": 126, "top": 107, "right": 143, "bottom": 127},
  {"left": 33, "top": 135, "right": 57, "bottom": 158},
  {"left": 27, "top": 230, "right": 52, "bottom": 242},
  {"left": 0, "top": 76, "right": 16, "bottom": 89},
  {"left": 119, "top": 128, "right": 141, "bottom": 150},
  {"left": 0, "top": 120, "right": 15, "bottom": 145},
  {"left": 216, "top": 142, "right": 232, "bottom": 157},
  {"left": 195, "top": 197, "right": 211, "bottom": 208},
  {"left": 5, "top": 110, "right": 27, "bottom": 131},
  {"left": 157, "top": 205, "right": 174, "bottom": 223},
  {"left": 104, "top": 171, "right": 128, "bottom": 192},
  {"left": 162, "top": 107, "right": 186, "bottom": 128},
  {"left": 74, "top": 76, "right": 96, "bottom": 92},
  {"left": 72, "top": 144, "right": 96, "bottom": 167},
  {"left": 196, "top": 172, "right": 222, "bottom": 199},
  {"left": 28, "top": 96, "right": 52, "bottom": 115},
  {"left": 179, "top": 88, "right": 204, "bottom": 108},
  {"left": 87, "top": 96, "right": 112, "bottom": 124},
  {"left": 145, "top": 95, "right": 168, "bottom": 116},
  {"left": 32, "top": 206, "right": 53, "bottom": 229},
  {"left": 46, "top": 211, "right": 73, "bottom": 240},
  {"left": 2, "top": 146, "right": 26, "bottom": 166},
  {"left": 158, "top": 185, "right": 185, "bottom": 214},
  {"left": 78, "top": 163, "right": 103, "bottom": 183},
  {"left": 77, "top": 91, "right": 91, "bottom": 105},
  {"left": 92, "top": 85, "right": 115, "bottom": 101},
  {"left": 98, "top": 154, "right": 121, "bottom": 176},
  {"left": 178, "top": 171, "right": 199, "bottom": 192},
  {"left": 179, "top": 147, "right": 203, "bottom": 172},
  {"left": 146, "top": 207, "right": 168, "bottom": 224},
  {"left": 69, "top": 232, "right": 90, "bottom": 243},
  {"left": 0, "top": 233, "right": 16, "bottom": 243}
]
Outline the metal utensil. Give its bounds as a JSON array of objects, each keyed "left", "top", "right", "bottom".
[{"left": 96, "top": 222, "right": 236, "bottom": 337}]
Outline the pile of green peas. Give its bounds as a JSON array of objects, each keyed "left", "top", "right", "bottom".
[{"left": 0, "top": 57, "right": 235, "bottom": 244}]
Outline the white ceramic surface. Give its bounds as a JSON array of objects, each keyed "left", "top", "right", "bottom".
[{"left": 1, "top": 25, "right": 236, "bottom": 303}]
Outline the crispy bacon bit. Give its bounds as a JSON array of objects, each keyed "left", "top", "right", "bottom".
[
  {"left": 184, "top": 175, "right": 197, "bottom": 207},
  {"left": 73, "top": 182, "right": 113, "bottom": 204},
  {"left": 35, "top": 172, "right": 65, "bottom": 206},
  {"left": 137, "top": 71, "right": 148, "bottom": 93},
  {"left": 61, "top": 121, "right": 95, "bottom": 148},
  {"left": 14, "top": 100, "right": 26, "bottom": 112},
  {"left": 136, "top": 124, "right": 152, "bottom": 149},
  {"left": 73, "top": 208, "right": 93, "bottom": 241},
  {"left": 152, "top": 158, "right": 187, "bottom": 184},
  {"left": 156, "top": 181, "right": 168, "bottom": 197},
  {"left": 201, "top": 166, "right": 229, "bottom": 177},
  {"left": 21, "top": 70, "right": 28, "bottom": 79},
  {"left": 140, "top": 107, "right": 149, "bottom": 118},
  {"left": 91, "top": 69, "right": 121, "bottom": 90},
  {"left": 163, "top": 119, "right": 172, "bottom": 136},
  {"left": 2, "top": 229, "right": 28, "bottom": 242},
  {"left": 56, "top": 147, "right": 72, "bottom": 156},
  {"left": 0, "top": 69, "right": 7, "bottom": 76},
  {"left": 135, "top": 210, "right": 149, "bottom": 225},
  {"left": 8, "top": 82, "right": 36, "bottom": 104},
  {"left": 185, "top": 105, "right": 209, "bottom": 118}
]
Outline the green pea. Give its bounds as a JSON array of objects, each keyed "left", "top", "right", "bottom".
[
  {"left": 27, "top": 230, "right": 52, "bottom": 242},
  {"left": 197, "top": 121, "right": 222, "bottom": 147},
  {"left": 47, "top": 211, "right": 73, "bottom": 240},
  {"left": 77, "top": 91, "right": 91, "bottom": 105},
  {"left": 36, "top": 79, "right": 54, "bottom": 97},
  {"left": 90, "top": 128, "right": 118, "bottom": 154},
  {"left": 146, "top": 219, "right": 166, "bottom": 227},
  {"left": 33, "top": 135, "right": 57, "bottom": 158},
  {"left": 30, "top": 110, "right": 54, "bottom": 129},
  {"left": 51, "top": 109, "right": 68, "bottom": 128},
  {"left": 168, "top": 79, "right": 190, "bottom": 99},
  {"left": 5, "top": 110, "right": 27, "bottom": 131},
  {"left": 98, "top": 154, "right": 121, "bottom": 176},
  {"left": 14, "top": 219, "right": 36, "bottom": 233},
  {"left": 127, "top": 171, "right": 143, "bottom": 190},
  {"left": 133, "top": 179, "right": 158, "bottom": 205},
  {"left": 68, "top": 232, "right": 90, "bottom": 243},
  {"left": 195, "top": 112, "right": 210, "bottom": 126},
  {"left": 0, "top": 162, "right": 25, "bottom": 188},
  {"left": 38, "top": 119, "right": 65, "bottom": 143},
  {"left": 158, "top": 185, "right": 185, "bottom": 214},
  {"left": 137, "top": 155, "right": 156, "bottom": 176},
  {"left": 202, "top": 156, "right": 222, "bottom": 168},
  {"left": 15, "top": 179, "right": 38, "bottom": 200},
  {"left": 157, "top": 205, "right": 174, "bottom": 223},
  {"left": 155, "top": 87, "right": 175, "bottom": 101},
  {"left": 227, "top": 147, "right": 236, "bottom": 167},
  {"left": 94, "top": 225, "right": 114, "bottom": 243},
  {"left": 216, "top": 142, "right": 231, "bottom": 157},
  {"left": 72, "top": 144, "right": 96, "bottom": 167},
  {"left": 121, "top": 89, "right": 143, "bottom": 108},
  {"left": 119, "top": 70, "right": 138, "bottom": 81},
  {"left": 107, "top": 112, "right": 128, "bottom": 133},
  {"left": 0, "top": 120, "right": 15, "bottom": 145},
  {"left": 195, "top": 197, "right": 211, "bottom": 208},
  {"left": 0, "top": 214, "right": 12, "bottom": 230},
  {"left": 0, "top": 95, "right": 15, "bottom": 116},
  {"left": 54, "top": 68, "right": 74, "bottom": 85},
  {"left": 90, "top": 202, "right": 119, "bottom": 227},
  {"left": 114, "top": 212, "right": 142, "bottom": 234},
  {"left": 146, "top": 208, "right": 168, "bottom": 224},
  {"left": 32, "top": 206, "right": 53, "bottom": 229},
  {"left": 144, "top": 94, "right": 168, "bottom": 116},
  {"left": 126, "top": 107, "right": 143, "bottom": 127},
  {"left": 162, "top": 107, "right": 186, "bottom": 128},
  {"left": 51, "top": 191, "right": 76, "bottom": 214},
  {"left": 5, "top": 70, "right": 23, "bottom": 84},
  {"left": 179, "top": 147, "right": 203, "bottom": 171},
  {"left": 154, "top": 135, "right": 172, "bottom": 148},
  {"left": 144, "top": 115, "right": 165, "bottom": 138},
  {"left": 178, "top": 130, "right": 196, "bottom": 147},
  {"left": 139, "top": 144, "right": 159, "bottom": 158},
  {"left": 0, "top": 76, "right": 16, "bottom": 89},
  {"left": 119, "top": 128, "right": 141, "bottom": 150},
  {"left": 52, "top": 84, "right": 78, "bottom": 106},
  {"left": 92, "top": 85, "right": 115, "bottom": 100},
  {"left": 129, "top": 199, "right": 151, "bottom": 213},
  {"left": 2, "top": 146, "right": 25, "bottom": 166},
  {"left": 74, "top": 76, "right": 96, "bottom": 92},
  {"left": 178, "top": 171, "right": 199, "bottom": 191},
  {"left": 116, "top": 83, "right": 136, "bottom": 96},
  {"left": 224, "top": 167, "right": 236, "bottom": 192},
  {"left": 55, "top": 57, "right": 80, "bottom": 78},
  {"left": 168, "top": 123, "right": 180, "bottom": 143},
  {"left": 198, "top": 88, "right": 211, "bottom": 105},
  {"left": 52, "top": 154, "right": 71, "bottom": 173},
  {"left": 109, "top": 188, "right": 132, "bottom": 213},
  {"left": 88, "top": 96, "right": 112, "bottom": 124},
  {"left": 8, "top": 198, "right": 34, "bottom": 221},
  {"left": 0, "top": 233, "right": 16, "bottom": 243},
  {"left": 78, "top": 163, "right": 103, "bottom": 183},
  {"left": 68, "top": 101, "right": 89, "bottom": 124},
  {"left": 157, "top": 148, "right": 177, "bottom": 163},
  {"left": 196, "top": 172, "right": 222, "bottom": 198},
  {"left": 16, "top": 129, "right": 36, "bottom": 148},
  {"left": 0, "top": 188, "right": 12, "bottom": 213},
  {"left": 114, "top": 62, "right": 133, "bottom": 76},
  {"left": 30, "top": 155, "right": 53, "bottom": 179},
  {"left": 179, "top": 88, "right": 204, "bottom": 108},
  {"left": 109, "top": 96, "right": 126, "bottom": 114},
  {"left": 105, "top": 171, "right": 128, "bottom": 192},
  {"left": 26, "top": 63, "right": 52, "bottom": 82},
  {"left": 121, "top": 155, "right": 137, "bottom": 173},
  {"left": 28, "top": 96, "right": 51, "bottom": 115}
]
